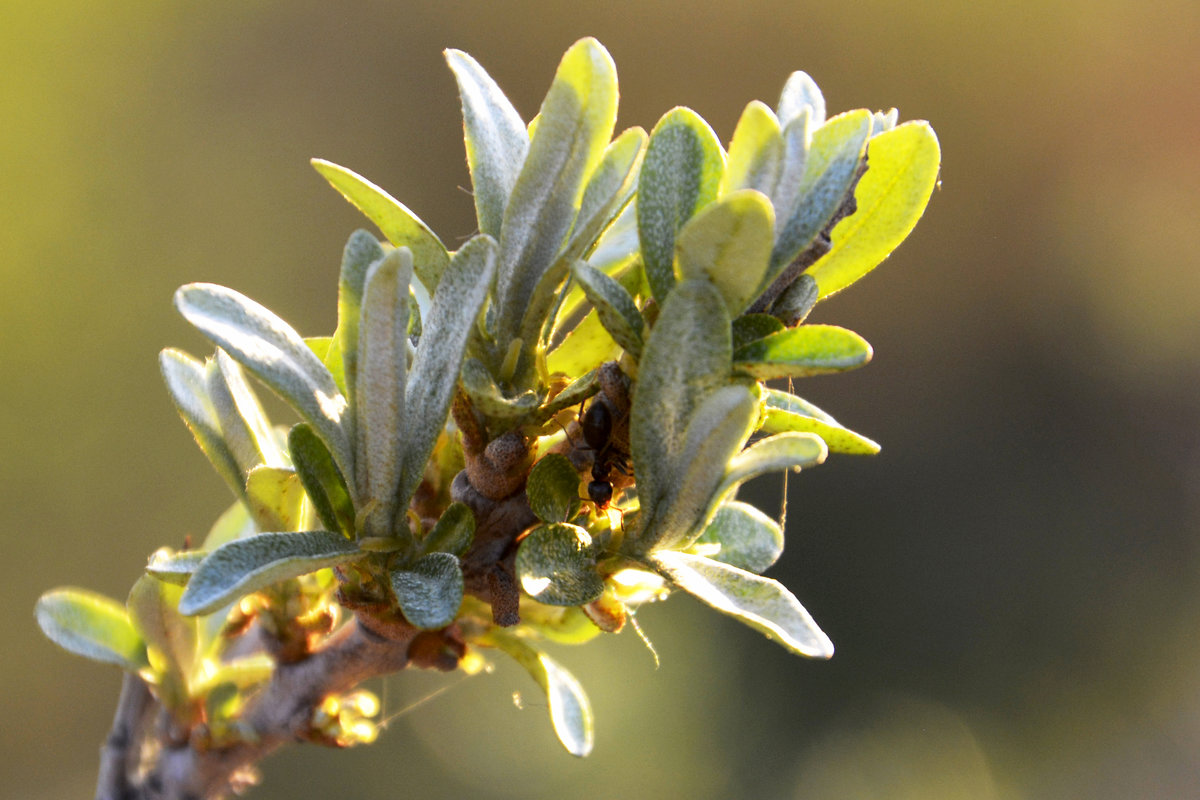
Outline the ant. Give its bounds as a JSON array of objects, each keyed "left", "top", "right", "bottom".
[{"left": 579, "top": 398, "right": 630, "bottom": 511}]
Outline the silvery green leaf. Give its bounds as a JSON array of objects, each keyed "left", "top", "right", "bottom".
[
  {"left": 486, "top": 629, "right": 594, "bottom": 756},
  {"left": 288, "top": 423, "right": 356, "bottom": 537},
  {"left": 872, "top": 108, "right": 899, "bottom": 135},
  {"left": 174, "top": 283, "right": 353, "bottom": 478},
  {"left": 495, "top": 37, "right": 618, "bottom": 351},
  {"left": 570, "top": 261, "right": 643, "bottom": 358},
  {"left": 146, "top": 549, "right": 207, "bottom": 586},
  {"left": 311, "top": 159, "right": 449, "bottom": 292},
  {"left": 759, "top": 391, "right": 880, "bottom": 455},
  {"left": 635, "top": 385, "right": 758, "bottom": 554},
  {"left": 629, "top": 280, "right": 730, "bottom": 525},
  {"left": 586, "top": 199, "right": 640, "bottom": 273},
  {"left": 675, "top": 189, "right": 776, "bottom": 315},
  {"left": 733, "top": 324, "right": 872, "bottom": 379},
  {"left": 306, "top": 336, "right": 346, "bottom": 397},
  {"left": 335, "top": 230, "right": 387, "bottom": 407},
  {"left": 720, "top": 100, "right": 783, "bottom": 197},
  {"left": 693, "top": 501, "right": 784, "bottom": 574},
  {"left": 179, "top": 531, "right": 362, "bottom": 616},
  {"left": 515, "top": 522, "right": 604, "bottom": 605},
  {"left": 769, "top": 109, "right": 812, "bottom": 244},
  {"left": 159, "top": 348, "right": 244, "bottom": 498},
  {"left": 648, "top": 550, "right": 833, "bottom": 658},
  {"left": 127, "top": 574, "right": 197, "bottom": 693},
  {"left": 562, "top": 126, "right": 646, "bottom": 261},
  {"left": 397, "top": 234, "right": 497, "bottom": 510},
  {"left": 710, "top": 432, "right": 828, "bottom": 508},
  {"left": 420, "top": 502, "right": 475, "bottom": 557},
  {"left": 206, "top": 349, "right": 284, "bottom": 473},
  {"left": 637, "top": 107, "right": 725, "bottom": 303},
  {"left": 355, "top": 248, "right": 413, "bottom": 536},
  {"left": 536, "top": 368, "right": 599, "bottom": 422},
  {"left": 35, "top": 588, "right": 149, "bottom": 670},
  {"left": 527, "top": 454, "right": 584, "bottom": 524},
  {"left": 390, "top": 552, "right": 464, "bottom": 630},
  {"left": 767, "top": 110, "right": 872, "bottom": 282},
  {"left": 446, "top": 48, "right": 530, "bottom": 238},
  {"left": 461, "top": 357, "right": 541, "bottom": 422},
  {"left": 777, "top": 70, "right": 826, "bottom": 128},
  {"left": 731, "top": 314, "right": 785, "bottom": 351},
  {"left": 770, "top": 273, "right": 819, "bottom": 326},
  {"left": 244, "top": 465, "right": 305, "bottom": 533},
  {"left": 804, "top": 121, "right": 941, "bottom": 299},
  {"left": 761, "top": 387, "right": 838, "bottom": 424}
]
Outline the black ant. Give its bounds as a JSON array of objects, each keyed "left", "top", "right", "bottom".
[{"left": 579, "top": 399, "right": 630, "bottom": 511}]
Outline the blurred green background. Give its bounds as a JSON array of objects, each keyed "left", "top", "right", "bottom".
[{"left": 4, "top": 1, "right": 1198, "bottom": 797}]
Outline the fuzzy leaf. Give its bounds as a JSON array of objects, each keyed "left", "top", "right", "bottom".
[
  {"left": 173, "top": 283, "right": 352, "bottom": 477},
  {"left": 546, "top": 305, "right": 621, "bottom": 377},
  {"left": 770, "top": 109, "right": 813, "bottom": 233},
  {"left": 420, "top": 502, "right": 475, "bottom": 557},
  {"left": 244, "top": 465, "right": 305, "bottom": 533},
  {"left": 334, "top": 230, "right": 387, "bottom": 406},
  {"left": 731, "top": 314, "right": 785, "bottom": 351},
  {"left": 694, "top": 501, "right": 784, "bottom": 573},
  {"left": 311, "top": 159, "right": 449, "bottom": 292},
  {"left": 146, "top": 549, "right": 207, "bottom": 586},
  {"left": 711, "top": 432, "right": 828, "bottom": 508},
  {"left": 638, "top": 107, "right": 725, "bottom": 303},
  {"left": 159, "top": 349, "right": 244, "bottom": 498},
  {"left": 720, "top": 100, "right": 783, "bottom": 197},
  {"left": 516, "top": 524, "right": 603, "bottom": 607},
  {"left": 759, "top": 395, "right": 880, "bottom": 455},
  {"left": 733, "top": 324, "right": 872, "bottom": 379},
  {"left": 805, "top": 122, "right": 941, "bottom": 298},
  {"left": 127, "top": 574, "right": 197, "bottom": 696},
  {"left": 35, "top": 588, "right": 149, "bottom": 670},
  {"left": 770, "top": 272, "right": 819, "bottom": 326},
  {"left": 355, "top": 248, "right": 412, "bottom": 536},
  {"left": 570, "top": 261, "right": 644, "bottom": 358},
  {"left": 675, "top": 189, "right": 776, "bottom": 315},
  {"left": 636, "top": 385, "right": 758, "bottom": 553},
  {"left": 629, "top": 280, "right": 731, "bottom": 523},
  {"left": 288, "top": 423, "right": 356, "bottom": 537},
  {"left": 648, "top": 550, "right": 833, "bottom": 658},
  {"left": 485, "top": 629, "right": 594, "bottom": 757},
  {"left": 527, "top": 454, "right": 584, "bottom": 524},
  {"left": 537, "top": 368, "right": 600, "bottom": 421},
  {"left": 190, "top": 654, "right": 275, "bottom": 698},
  {"left": 179, "top": 531, "right": 362, "bottom": 616},
  {"left": 390, "top": 552, "right": 464, "bottom": 630},
  {"left": 446, "top": 48, "right": 530, "bottom": 238},
  {"left": 768, "top": 110, "right": 872, "bottom": 282},
  {"left": 398, "top": 235, "right": 497, "bottom": 509},
  {"left": 461, "top": 358, "right": 541, "bottom": 421},
  {"left": 562, "top": 126, "right": 646, "bottom": 261},
  {"left": 495, "top": 37, "right": 618, "bottom": 350},
  {"left": 777, "top": 71, "right": 826, "bottom": 128},
  {"left": 206, "top": 350, "right": 283, "bottom": 473}
]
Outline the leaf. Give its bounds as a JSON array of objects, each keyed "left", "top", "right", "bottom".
[
  {"left": 710, "top": 432, "right": 828, "bottom": 509},
  {"left": 648, "top": 550, "right": 833, "bottom": 658},
  {"left": 420, "top": 502, "right": 475, "bottom": 557},
  {"left": 629, "top": 280, "right": 731, "bottom": 523},
  {"left": 355, "top": 248, "right": 413, "bottom": 537},
  {"left": 731, "top": 313, "right": 785, "bottom": 351},
  {"left": 536, "top": 368, "right": 599, "bottom": 421},
  {"left": 675, "top": 189, "right": 776, "bottom": 315},
  {"left": 445, "top": 48, "right": 530, "bottom": 238},
  {"left": 527, "top": 454, "right": 584, "bottom": 523},
  {"left": 201, "top": 500, "right": 257, "bottom": 551},
  {"left": 460, "top": 358, "right": 541, "bottom": 422},
  {"left": 759, "top": 398, "right": 880, "bottom": 455},
  {"left": 179, "top": 531, "right": 363, "bottom": 616},
  {"left": 146, "top": 549, "right": 207, "bottom": 586},
  {"left": 495, "top": 37, "right": 618, "bottom": 350},
  {"left": 190, "top": 653, "right": 275, "bottom": 698},
  {"left": 777, "top": 70, "right": 826, "bottom": 128},
  {"left": 546, "top": 305, "right": 621, "bottom": 377},
  {"left": 733, "top": 324, "right": 873, "bottom": 379},
  {"left": 570, "top": 261, "right": 644, "bottom": 358},
  {"left": 159, "top": 349, "right": 244, "bottom": 499},
  {"left": 720, "top": 100, "right": 783, "bottom": 197},
  {"left": 768, "top": 109, "right": 872, "bottom": 284},
  {"left": 637, "top": 107, "right": 725, "bottom": 303},
  {"left": 516, "top": 524, "right": 603, "bottom": 607},
  {"left": 311, "top": 159, "right": 450, "bottom": 292},
  {"left": 390, "top": 552, "right": 464, "bottom": 630},
  {"left": 35, "top": 588, "right": 149, "bottom": 670},
  {"left": 127, "top": 574, "right": 197, "bottom": 699},
  {"left": 805, "top": 122, "right": 941, "bottom": 299},
  {"left": 205, "top": 350, "right": 283, "bottom": 474},
  {"left": 769, "top": 272, "right": 819, "bottom": 326},
  {"left": 485, "top": 629, "right": 594, "bottom": 757},
  {"left": 635, "top": 385, "right": 758, "bottom": 553},
  {"left": 561, "top": 126, "right": 646, "bottom": 261},
  {"left": 244, "top": 465, "right": 305, "bottom": 533},
  {"left": 334, "top": 230, "right": 387, "bottom": 407},
  {"left": 694, "top": 501, "right": 784, "bottom": 574},
  {"left": 398, "top": 234, "right": 497, "bottom": 509},
  {"left": 288, "top": 423, "right": 356, "bottom": 537},
  {"left": 174, "top": 283, "right": 352, "bottom": 478}
]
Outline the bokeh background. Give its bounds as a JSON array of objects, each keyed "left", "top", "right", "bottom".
[{"left": 4, "top": 1, "right": 1198, "bottom": 797}]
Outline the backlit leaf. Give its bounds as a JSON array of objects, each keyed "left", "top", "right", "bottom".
[
  {"left": 675, "top": 189, "right": 775, "bottom": 315},
  {"left": 35, "top": 588, "right": 148, "bottom": 670},
  {"left": 733, "top": 324, "right": 872, "bottom": 379},
  {"left": 694, "top": 501, "right": 784, "bottom": 573}
]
